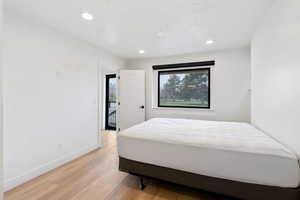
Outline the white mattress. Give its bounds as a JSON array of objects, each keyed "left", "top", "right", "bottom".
[{"left": 118, "top": 118, "right": 300, "bottom": 188}]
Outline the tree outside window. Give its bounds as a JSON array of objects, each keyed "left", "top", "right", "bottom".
[{"left": 159, "top": 68, "right": 210, "bottom": 108}]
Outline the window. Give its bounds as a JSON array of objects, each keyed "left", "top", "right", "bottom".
[{"left": 158, "top": 68, "right": 210, "bottom": 109}]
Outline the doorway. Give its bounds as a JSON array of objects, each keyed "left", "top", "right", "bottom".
[{"left": 105, "top": 74, "right": 117, "bottom": 130}]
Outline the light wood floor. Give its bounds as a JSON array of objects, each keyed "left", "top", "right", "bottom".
[{"left": 5, "top": 131, "right": 232, "bottom": 200}]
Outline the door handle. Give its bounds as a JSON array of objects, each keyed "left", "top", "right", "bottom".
[{"left": 140, "top": 105, "right": 145, "bottom": 109}]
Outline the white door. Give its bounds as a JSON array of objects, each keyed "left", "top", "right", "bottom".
[{"left": 117, "top": 70, "right": 145, "bottom": 131}]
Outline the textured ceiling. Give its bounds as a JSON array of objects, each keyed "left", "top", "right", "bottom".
[{"left": 4, "top": 0, "right": 274, "bottom": 59}]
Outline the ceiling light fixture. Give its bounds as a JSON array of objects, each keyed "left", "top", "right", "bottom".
[
  {"left": 157, "top": 32, "right": 165, "bottom": 38},
  {"left": 139, "top": 50, "right": 145, "bottom": 54},
  {"left": 206, "top": 39, "right": 214, "bottom": 45},
  {"left": 81, "top": 12, "right": 94, "bottom": 21}
]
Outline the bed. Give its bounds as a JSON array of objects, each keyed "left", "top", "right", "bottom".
[{"left": 117, "top": 118, "right": 300, "bottom": 200}]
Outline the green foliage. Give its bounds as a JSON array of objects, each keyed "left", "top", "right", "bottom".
[
  {"left": 160, "top": 71, "right": 209, "bottom": 106},
  {"left": 160, "top": 74, "right": 181, "bottom": 100},
  {"left": 160, "top": 99, "right": 208, "bottom": 107}
]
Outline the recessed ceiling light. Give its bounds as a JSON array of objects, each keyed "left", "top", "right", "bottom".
[
  {"left": 81, "top": 12, "right": 94, "bottom": 21},
  {"left": 139, "top": 50, "right": 145, "bottom": 54},
  {"left": 206, "top": 40, "right": 214, "bottom": 45},
  {"left": 157, "top": 32, "right": 165, "bottom": 38}
]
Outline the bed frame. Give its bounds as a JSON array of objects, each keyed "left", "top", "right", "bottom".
[{"left": 119, "top": 157, "right": 300, "bottom": 200}]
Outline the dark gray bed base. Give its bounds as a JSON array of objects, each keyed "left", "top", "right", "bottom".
[{"left": 119, "top": 157, "right": 300, "bottom": 200}]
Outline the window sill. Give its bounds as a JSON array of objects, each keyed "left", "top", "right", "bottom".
[{"left": 152, "top": 106, "right": 215, "bottom": 112}]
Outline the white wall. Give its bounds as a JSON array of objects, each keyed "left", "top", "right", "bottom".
[
  {"left": 0, "top": 0, "right": 3, "bottom": 199},
  {"left": 3, "top": 13, "right": 124, "bottom": 191},
  {"left": 251, "top": 0, "right": 300, "bottom": 157},
  {"left": 126, "top": 47, "right": 251, "bottom": 122}
]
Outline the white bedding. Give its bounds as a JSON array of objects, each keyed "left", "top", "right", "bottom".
[{"left": 118, "top": 118, "right": 300, "bottom": 188}]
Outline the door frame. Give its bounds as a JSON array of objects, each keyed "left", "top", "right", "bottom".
[{"left": 105, "top": 74, "right": 117, "bottom": 130}]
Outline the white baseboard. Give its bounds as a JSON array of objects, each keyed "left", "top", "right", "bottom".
[{"left": 4, "top": 143, "right": 100, "bottom": 192}]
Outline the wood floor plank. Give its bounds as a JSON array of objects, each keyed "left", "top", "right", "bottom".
[
  {"left": 5, "top": 131, "right": 232, "bottom": 200},
  {"left": 131, "top": 180, "right": 159, "bottom": 200},
  {"left": 72, "top": 168, "right": 127, "bottom": 200},
  {"left": 104, "top": 175, "right": 142, "bottom": 200},
  {"left": 152, "top": 184, "right": 179, "bottom": 200}
]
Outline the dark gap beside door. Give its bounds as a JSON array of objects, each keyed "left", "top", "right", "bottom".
[{"left": 105, "top": 74, "right": 117, "bottom": 130}]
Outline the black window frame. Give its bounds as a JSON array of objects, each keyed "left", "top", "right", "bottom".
[{"left": 158, "top": 68, "right": 211, "bottom": 109}]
